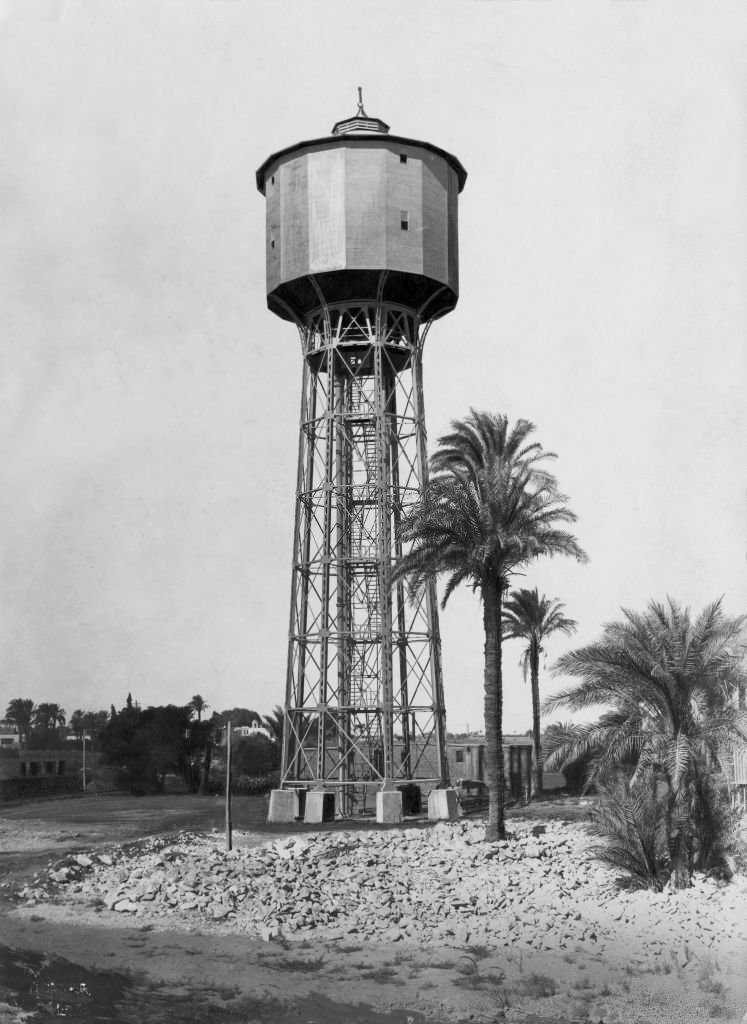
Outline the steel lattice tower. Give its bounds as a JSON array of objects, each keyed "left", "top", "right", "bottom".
[{"left": 257, "top": 96, "right": 467, "bottom": 820}]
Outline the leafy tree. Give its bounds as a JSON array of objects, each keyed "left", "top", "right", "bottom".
[
  {"left": 545, "top": 597, "right": 747, "bottom": 888},
  {"left": 393, "top": 411, "right": 586, "bottom": 841},
  {"left": 139, "top": 705, "right": 191, "bottom": 788},
  {"left": 98, "top": 701, "right": 191, "bottom": 794},
  {"left": 232, "top": 735, "right": 279, "bottom": 777},
  {"left": 69, "top": 709, "right": 86, "bottom": 742},
  {"left": 503, "top": 588, "right": 577, "bottom": 797},
  {"left": 4, "top": 699, "right": 34, "bottom": 749},
  {"left": 84, "top": 710, "right": 110, "bottom": 747},
  {"left": 189, "top": 694, "right": 209, "bottom": 722}
]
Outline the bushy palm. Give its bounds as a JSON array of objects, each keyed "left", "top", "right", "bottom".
[
  {"left": 587, "top": 770, "right": 670, "bottom": 890},
  {"left": 4, "top": 698, "right": 34, "bottom": 749},
  {"left": 393, "top": 410, "right": 586, "bottom": 841},
  {"left": 263, "top": 705, "right": 285, "bottom": 743},
  {"left": 189, "top": 694, "right": 209, "bottom": 723},
  {"left": 545, "top": 597, "right": 747, "bottom": 887},
  {"left": 503, "top": 588, "right": 577, "bottom": 797},
  {"left": 33, "top": 703, "right": 66, "bottom": 740}
]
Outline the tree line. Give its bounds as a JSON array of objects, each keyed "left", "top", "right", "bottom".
[{"left": 3, "top": 693, "right": 285, "bottom": 796}]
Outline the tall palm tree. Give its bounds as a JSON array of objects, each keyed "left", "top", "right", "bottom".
[
  {"left": 503, "top": 588, "right": 577, "bottom": 797},
  {"left": 4, "top": 699, "right": 34, "bottom": 749},
  {"left": 189, "top": 695, "right": 209, "bottom": 723},
  {"left": 544, "top": 597, "right": 747, "bottom": 887},
  {"left": 394, "top": 411, "right": 587, "bottom": 842}
]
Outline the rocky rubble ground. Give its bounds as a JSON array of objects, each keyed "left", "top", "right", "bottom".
[{"left": 14, "top": 818, "right": 747, "bottom": 966}]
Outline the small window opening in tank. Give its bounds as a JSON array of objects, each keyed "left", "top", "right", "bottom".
[
  {"left": 271, "top": 175, "right": 275, "bottom": 185},
  {"left": 400, "top": 211, "right": 409, "bottom": 230},
  {"left": 400, "top": 154, "right": 407, "bottom": 164}
]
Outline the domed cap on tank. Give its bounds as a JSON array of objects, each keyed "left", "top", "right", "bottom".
[{"left": 331, "top": 88, "right": 390, "bottom": 136}]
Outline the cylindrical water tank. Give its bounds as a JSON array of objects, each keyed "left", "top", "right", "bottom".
[{"left": 256, "top": 117, "right": 466, "bottom": 323}]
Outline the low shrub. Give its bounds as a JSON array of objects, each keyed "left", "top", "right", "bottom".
[
  {"left": 207, "top": 773, "right": 280, "bottom": 796},
  {"left": 233, "top": 774, "right": 277, "bottom": 795},
  {"left": 589, "top": 771, "right": 670, "bottom": 889}
]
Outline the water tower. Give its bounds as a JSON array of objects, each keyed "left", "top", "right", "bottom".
[{"left": 257, "top": 93, "right": 467, "bottom": 823}]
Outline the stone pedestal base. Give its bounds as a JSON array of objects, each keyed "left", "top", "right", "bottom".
[
  {"left": 428, "top": 788, "right": 458, "bottom": 821},
  {"left": 304, "top": 790, "right": 335, "bottom": 823},
  {"left": 267, "top": 789, "right": 299, "bottom": 823},
  {"left": 376, "top": 790, "right": 403, "bottom": 824}
]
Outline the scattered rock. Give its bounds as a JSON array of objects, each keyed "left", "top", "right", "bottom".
[
  {"left": 19, "top": 819, "right": 746, "bottom": 964},
  {"left": 112, "top": 899, "right": 139, "bottom": 913}
]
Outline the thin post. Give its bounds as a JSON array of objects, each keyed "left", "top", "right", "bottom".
[
  {"left": 225, "top": 720, "right": 233, "bottom": 852},
  {"left": 82, "top": 734, "right": 87, "bottom": 793}
]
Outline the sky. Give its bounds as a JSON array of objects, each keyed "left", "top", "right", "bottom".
[{"left": 1, "top": 0, "right": 745, "bottom": 733}]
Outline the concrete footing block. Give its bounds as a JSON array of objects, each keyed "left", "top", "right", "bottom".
[
  {"left": 428, "top": 788, "right": 458, "bottom": 821},
  {"left": 267, "top": 789, "right": 299, "bottom": 823},
  {"left": 376, "top": 790, "right": 403, "bottom": 824},
  {"left": 304, "top": 790, "right": 335, "bottom": 823}
]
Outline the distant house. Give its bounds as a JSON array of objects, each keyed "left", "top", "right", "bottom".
[
  {"left": 0, "top": 722, "right": 20, "bottom": 749},
  {"left": 230, "top": 720, "right": 274, "bottom": 742},
  {"left": 447, "top": 733, "right": 566, "bottom": 795}
]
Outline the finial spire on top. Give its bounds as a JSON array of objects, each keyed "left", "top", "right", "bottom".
[{"left": 331, "top": 90, "right": 389, "bottom": 136}]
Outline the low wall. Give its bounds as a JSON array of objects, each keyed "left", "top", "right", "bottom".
[{"left": 0, "top": 774, "right": 82, "bottom": 802}]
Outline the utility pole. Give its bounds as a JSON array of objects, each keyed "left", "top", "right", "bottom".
[{"left": 225, "top": 721, "right": 232, "bottom": 852}]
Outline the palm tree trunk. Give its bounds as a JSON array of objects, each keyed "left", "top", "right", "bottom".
[
  {"left": 666, "top": 785, "right": 691, "bottom": 889},
  {"left": 530, "top": 640, "right": 542, "bottom": 799},
  {"left": 483, "top": 580, "right": 506, "bottom": 842}
]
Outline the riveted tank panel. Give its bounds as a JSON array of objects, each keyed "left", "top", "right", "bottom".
[
  {"left": 308, "top": 149, "right": 346, "bottom": 274},
  {"left": 344, "top": 146, "right": 387, "bottom": 268},
  {"left": 259, "top": 135, "right": 463, "bottom": 321}
]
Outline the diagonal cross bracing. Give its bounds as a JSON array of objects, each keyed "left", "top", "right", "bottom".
[{"left": 280, "top": 297, "right": 449, "bottom": 806}]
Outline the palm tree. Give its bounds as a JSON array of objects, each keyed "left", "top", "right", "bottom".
[
  {"left": 544, "top": 597, "right": 747, "bottom": 888},
  {"left": 33, "top": 703, "right": 66, "bottom": 742},
  {"left": 263, "top": 705, "right": 285, "bottom": 743},
  {"left": 503, "top": 588, "right": 577, "bottom": 798},
  {"left": 189, "top": 695, "right": 209, "bottom": 723},
  {"left": 394, "top": 411, "right": 587, "bottom": 842},
  {"left": 4, "top": 699, "right": 34, "bottom": 749}
]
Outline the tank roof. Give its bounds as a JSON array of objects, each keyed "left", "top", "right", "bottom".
[
  {"left": 331, "top": 88, "right": 390, "bottom": 136},
  {"left": 256, "top": 132, "right": 467, "bottom": 195}
]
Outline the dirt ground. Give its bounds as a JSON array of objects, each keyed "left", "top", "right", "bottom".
[{"left": 1, "top": 794, "right": 745, "bottom": 1024}]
